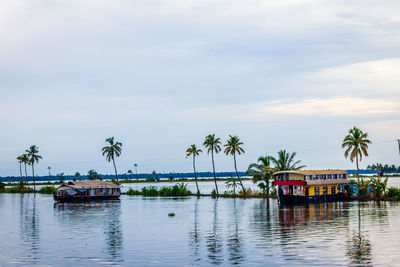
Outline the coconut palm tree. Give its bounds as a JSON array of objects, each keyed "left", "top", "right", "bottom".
[
  {"left": 134, "top": 163, "right": 138, "bottom": 180},
  {"left": 271, "top": 150, "right": 305, "bottom": 171},
  {"left": 342, "top": 126, "right": 372, "bottom": 182},
  {"left": 224, "top": 135, "right": 245, "bottom": 195},
  {"left": 225, "top": 177, "right": 238, "bottom": 195},
  {"left": 19, "top": 154, "right": 30, "bottom": 184},
  {"left": 25, "top": 145, "right": 42, "bottom": 190},
  {"left": 203, "top": 134, "right": 222, "bottom": 196},
  {"left": 186, "top": 144, "right": 202, "bottom": 195},
  {"left": 16, "top": 155, "right": 24, "bottom": 182},
  {"left": 246, "top": 155, "right": 275, "bottom": 198},
  {"left": 102, "top": 137, "right": 122, "bottom": 183}
]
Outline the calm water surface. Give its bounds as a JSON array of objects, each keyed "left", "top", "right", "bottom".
[{"left": 1, "top": 193, "right": 400, "bottom": 266}]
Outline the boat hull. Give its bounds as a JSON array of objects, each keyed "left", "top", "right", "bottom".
[
  {"left": 53, "top": 195, "right": 120, "bottom": 203},
  {"left": 278, "top": 193, "right": 347, "bottom": 205}
]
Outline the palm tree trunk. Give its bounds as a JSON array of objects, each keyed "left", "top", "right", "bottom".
[
  {"left": 265, "top": 177, "right": 269, "bottom": 199},
  {"left": 24, "top": 163, "right": 28, "bottom": 184},
  {"left": 211, "top": 149, "right": 219, "bottom": 196},
  {"left": 32, "top": 163, "right": 35, "bottom": 191},
  {"left": 193, "top": 155, "right": 200, "bottom": 195},
  {"left": 19, "top": 162, "right": 22, "bottom": 180},
  {"left": 356, "top": 152, "right": 360, "bottom": 183},
  {"left": 112, "top": 158, "right": 118, "bottom": 183},
  {"left": 19, "top": 163, "right": 22, "bottom": 188},
  {"left": 233, "top": 153, "right": 245, "bottom": 196}
]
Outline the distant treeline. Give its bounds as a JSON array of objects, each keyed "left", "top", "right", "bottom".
[
  {"left": 0, "top": 169, "right": 391, "bottom": 183},
  {"left": 367, "top": 164, "right": 400, "bottom": 173},
  {"left": 0, "top": 172, "right": 246, "bottom": 183}
]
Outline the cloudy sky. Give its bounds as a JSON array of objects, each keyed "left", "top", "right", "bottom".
[{"left": 1, "top": 0, "right": 399, "bottom": 177}]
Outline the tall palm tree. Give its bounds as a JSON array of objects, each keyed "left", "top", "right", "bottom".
[
  {"left": 271, "top": 150, "right": 305, "bottom": 171},
  {"left": 342, "top": 126, "right": 372, "bottom": 182},
  {"left": 246, "top": 155, "right": 275, "bottom": 198},
  {"left": 19, "top": 154, "right": 30, "bottom": 184},
  {"left": 102, "top": 137, "right": 123, "bottom": 183},
  {"left": 26, "top": 145, "right": 42, "bottom": 190},
  {"left": 203, "top": 134, "right": 222, "bottom": 196},
  {"left": 224, "top": 135, "right": 245, "bottom": 195},
  {"left": 186, "top": 144, "right": 202, "bottom": 195},
  {"left": 16, "top": 155, "right": 24, "bottom": 182},
  {"left": 134, "top": 163, "right": 138, "bottom": 179}
]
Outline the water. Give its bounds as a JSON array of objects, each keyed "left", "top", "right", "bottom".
[{"left": 1, "top": 193, "right": 400, "bottom": 266}]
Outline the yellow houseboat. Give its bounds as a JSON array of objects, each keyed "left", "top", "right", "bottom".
[{"left": 272, "top": 170, "right": 349, "bottom": 204}]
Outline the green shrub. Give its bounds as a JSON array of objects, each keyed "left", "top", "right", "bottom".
[
  {"left": 385, "top": 187, "right": 400, "bottom": 201},
  {"left": 0, "top": 182, "right": 5, "bottom": 190},
  {"left": 38, "top": 186, "right": 57, "bottom": 194},
  {"left": 211, "top": 189, "right": 217, "bottom": 198},
  {"left": 142, "top": 186, "right": 159, "bottom": 196},
  {"left": 126, "top": 188, "right": 141, "bottom": 195},
  {"left": 1, "top": 186, "right": 35, "bottom": 193}
]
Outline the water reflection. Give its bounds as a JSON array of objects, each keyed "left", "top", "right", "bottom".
[
  {"left": 54, "top": 200, "right": 123, "bottom": 263},
  {"left": 206, "top": 199, "right": 223, "bottom": 265},
  {"left": 346, "top": 203, "right": 372, "bottom": 266},
  {"left": 189, "top": 198, "right": 201, "bottom": 262},
  {"left": 227, "top": 199, "right": 245, "bottom": 265},
  {"left": 19, "top": 194, "right": 40, "bottom": 263}
]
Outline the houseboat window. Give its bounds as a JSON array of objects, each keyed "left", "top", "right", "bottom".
[
  {"left": 90, "top": 188, "right": 95, "bottom": 196},
  {"left": 328, "top": 174, "right": 332, "bottom": 179},
  {"left": 331, "top": 186, "right": 336, "bottom": 194},
  {"left": 315, "top": 175, "right": 320, "bottom": 180},
  {"left": 305, "top": 187, "right": 309, "bottom": 196},
  {"left": 343, "top": 174, "right": 347, "bottom": 179},
  {"left": 315, "top": 187, "right": 319, "bottom": 196},
  {"left": 333, "top": 174, "right": 337, "bottom": 179},
  {"left": 102, "top": 188, "right": 107, "bottom": 195},
  {"left": 323, "top": 186, "right": 327, "bottom": 195},
  {"left": 322, "top": 175, "right": 326, "bottom": 180}
]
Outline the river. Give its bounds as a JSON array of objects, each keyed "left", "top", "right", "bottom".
[{"left": 1, "top": 192, "right": 400, "bottom": 266}]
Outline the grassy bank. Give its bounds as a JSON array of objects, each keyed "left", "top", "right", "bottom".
[
  {"left": 0, "top": 185, "right": 57, "bottom": 194},
  {"left": 126, "top": 183, "right": 192, "bottom": 197}
]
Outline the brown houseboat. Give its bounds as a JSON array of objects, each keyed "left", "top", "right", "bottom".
[{"left": 54, "top": 181, "right": 121, "bottom": 202}]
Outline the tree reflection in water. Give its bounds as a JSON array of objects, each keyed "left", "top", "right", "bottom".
[
  {"left": 103, "top": 201, "right": 123, "bottom": 261},
  {"left": 346, "top": 202, "right": 371, "bottom": 266},
  {"left": 227, "top": 198, "right": 245, "bottom": 265},
  {"left": 206, "top": 199, "right": 223, "bottom": 265},
  {"left": 19, "top": 194, "right": 40, "bottom": 263},
  {"left": 54, "top": 200, "right": 123, "bottom": 263},
  {"left": 189, "top": 198, "right": 201, "bottom": 262}
]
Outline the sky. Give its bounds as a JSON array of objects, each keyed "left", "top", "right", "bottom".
[{"left": 0, "top": 0, "right": 400, "bottom": 177}]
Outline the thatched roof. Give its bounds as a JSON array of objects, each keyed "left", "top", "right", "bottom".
[
  {"left": 58, "top": 180, "right": 119, "bottom": 190},
  {"left": 273, "top": 170, "right": 347, "bottom": 176}
]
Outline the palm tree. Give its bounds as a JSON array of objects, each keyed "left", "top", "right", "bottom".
[
  {"left": 186, "top": 144, "right": 202, "bottom": 195},
  {"left": 16, "top": 155, "right": 24, "bottom": 182},
  {"left": 102, "top": 137, "right": 123, "bottom": 183},
  {"left": 203, "top": 134, "right": 222, "bottom": 196},
  {"left": 25, "top": 145, "right": 42, "bottom": 190},
  {"left": 19, "top": 154, "right": 30, "bottom": 184},
  {"left": 225, "top": 177, "right": 238, "bottom": 195},
  {"left": 134, "top": 163, "right": 138, "bottom": 180},
  {"left": 224, "top": 135, "right": 245, "bottom": 195},
  {"left": 246, "top": 155, "right": 275, "bottom": 198},
  {"left": 342, "top": 126, "right": 372, "bottom": 182},
  {"left": 271, "top": 150, "right": 306, "bottom": 171}
]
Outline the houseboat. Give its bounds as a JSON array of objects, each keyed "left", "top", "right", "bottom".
[
  {"left": 273, "top": 170, "right": 348, "bottom": 205},
  {"left": 54, "top": 180, "right": 121, "bottom": 202}
]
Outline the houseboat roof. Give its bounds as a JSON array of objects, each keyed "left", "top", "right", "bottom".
[
  {"left": 273, "top": 170, "right": 347, "bottom": 176},
  {"left": 58, "top": 180, "right": 120, "bottom": 189}
]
